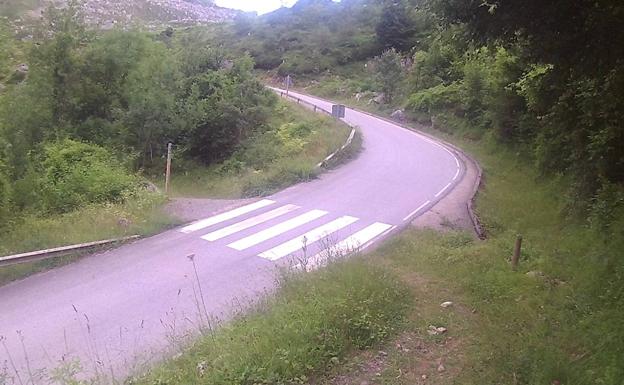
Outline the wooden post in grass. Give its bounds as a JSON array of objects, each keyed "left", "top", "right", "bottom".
[
  {"left": 165, "top": 142, "right": 172, "bottom": 195},
  {"left": 512, "top": 235, "right": 522, "bottom": 270}
]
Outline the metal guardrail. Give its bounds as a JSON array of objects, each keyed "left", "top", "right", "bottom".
[{"left": 0, "top": 235, "right": 141, "bottom": 267}]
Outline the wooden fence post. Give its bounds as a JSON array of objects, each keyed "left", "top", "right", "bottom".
[
  {"left": 165, "top": 142, "right": 172, "bottom": 195},
  {"left": 512, "top": 235, "right": 522, "bottom": 270}
]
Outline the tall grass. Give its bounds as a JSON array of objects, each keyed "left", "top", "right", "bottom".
[{"left": 132, "top": 261, "right": 409, "bottom": 385}]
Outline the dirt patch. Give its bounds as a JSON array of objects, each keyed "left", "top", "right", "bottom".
[
  {"left": 164, "top": 197, "right": 256, "bottom": 223},
  {"left": 317, "top": 268, "right": 475, "bottom": 385}
]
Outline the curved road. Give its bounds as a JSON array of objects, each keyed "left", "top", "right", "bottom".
[{"left": 0, "top": 89, "right": 464, "bottom": 383}]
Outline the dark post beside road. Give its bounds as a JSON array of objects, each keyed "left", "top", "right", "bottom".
[
  {"left": 512, "top": 235, "right": 522, "bottom": 270},
  {"left": 165, "top": 142, "right": 173, "bottom": 195}
]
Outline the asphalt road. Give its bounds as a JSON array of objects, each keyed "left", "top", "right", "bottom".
[{"left": 0, "top": 89, "right": 464, "bottom": 383}]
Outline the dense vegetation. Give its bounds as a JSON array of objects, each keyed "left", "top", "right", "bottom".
[{"left": 0, "top": 5, "right": 277, "bottom": 228}]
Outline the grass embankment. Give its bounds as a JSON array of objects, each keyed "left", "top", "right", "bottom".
[
  {"left": 165, "top": 100, "right": 354, "bottom": 198},
  {"left": 133, "top": 262, "right": 409, "bottom": 384},
  {"left": 0, "top": 192, "right": 177, "bottom": 285}
]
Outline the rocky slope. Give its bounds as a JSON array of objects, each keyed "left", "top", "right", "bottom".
[{"left": 1, "top": 0, "right": 238, "bottom": 31}]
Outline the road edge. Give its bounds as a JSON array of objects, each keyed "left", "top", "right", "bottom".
[{"left": 274, "top": 88, "right": 486, "bottom": 240}]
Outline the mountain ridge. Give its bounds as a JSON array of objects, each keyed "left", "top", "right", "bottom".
[{"left": 0, "top": 0, "right": 238, "bottom": 31}]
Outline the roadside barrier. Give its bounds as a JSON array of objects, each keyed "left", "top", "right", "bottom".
[{"left": 0, "top": 235, "right": 141, "bottom": 267}]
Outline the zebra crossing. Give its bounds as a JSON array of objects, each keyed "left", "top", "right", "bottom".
[{"left": 179, "top": 199, "right": 395, "bottom": 265}]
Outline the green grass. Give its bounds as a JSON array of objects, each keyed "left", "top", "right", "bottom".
[
  {"left": 0, "top": 191, "right": 179, "bottom": 285},
  {"left": 321, "top": 133, "right": 623, "bottom": 385},
  {"left": 164, "top": 101, "right": 354, "bottom": 199},
  {"left": 132, "top": 261, "right": 409, "bottom": 385}
]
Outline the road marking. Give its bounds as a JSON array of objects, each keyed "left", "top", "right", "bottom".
[
  {"left": 300, "top": 222, "right": 394, "bottom": 271},
  {"left": 258, "top": 216, "right": 359, "bottom": 261},
  {"left": 228, "top": 209, "right": 328, "bottom": 251},
  {"left": 179, "top": 199, "right": 275, "bottom": 234},
  {"left": 201, "top": 205, "right": 300, "bottom": 241},
  {"left": 435, "top": 182, "right": 453, "bottom": 198},
  {"left": 403, "top": 200, "right": 431, "bottom": 222},
  {"left": 452, "top": 168, "right": 461, "bottom": 181}
]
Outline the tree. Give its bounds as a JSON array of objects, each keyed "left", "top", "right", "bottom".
[
  {"left": 374, "top": 48, "right": 404, "bottom": 103},
  {"left": 375, "top": 1, "right": 415, "bottom": 52}
]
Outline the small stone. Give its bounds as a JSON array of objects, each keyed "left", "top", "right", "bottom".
[
  {"left": 437, "top": 363, "right": 446, "bottom": 372},
  {"left": 421, "top": 374, "right": 428, "bottom": 380},
  {"left": 390, "top": 109, "right": 406, "bottom": 122},
  {"left": 526, "top": 271, "right": 545, "bottom": 279},
  {"left": 440, "top": 301, "right": 454, "bottom": 308},
  {"left": 427, "top": 325, "right": 448, "bottom": 335},
  {"left": 196, "top": 360, "right": 207, "bottom": 377},
  {"left": 378, "top": 350, "right": 388, "bottom": 356},
  {"left": 375, "top": 372, "right": 382, "bottom": 377}
]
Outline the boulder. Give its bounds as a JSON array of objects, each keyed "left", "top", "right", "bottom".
[
  {"left": 390, "top": 109, "right": 406, "bottom": 122},
  {"left": 368, "top": 92, "right": 386, "bottom": 105}
]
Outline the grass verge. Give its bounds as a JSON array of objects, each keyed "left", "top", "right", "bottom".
[
  {"left": 131, "top": 261, "right": 410, "bottom": 385},
  {"left": 164, "top": 100, "right": 355, "bottom": 198},
  {"left": 0, "top": 191, "right": 178, "bottom": 286}
]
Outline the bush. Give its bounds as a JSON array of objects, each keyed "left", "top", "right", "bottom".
[
  {"left": 407, "top": 82, "right": 462, "bottom": 114},
  {"left": 37, "top": 139, "right": 137, "bottom": 213}
]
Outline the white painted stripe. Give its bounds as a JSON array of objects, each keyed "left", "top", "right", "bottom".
[
  {"left": 403, "top": 200, "right": 431, "bottom": 222},
  {"left": 179, "top": 199, "right": 275, "bottom": 234},
  {"left": 201, "top": 204, "right": 299, "bottom": 241},
  {"left": 228, "top": 209, "right": 328, "bottom": 251},
  {"left": 435, "top": 182, "right": 453, "bottom": 198},
  {"left": 301, "top": 222, "right": 394, "bottom": 271},
  {"left": 258, "top": 216, "right": 359, "bottom": 261},
  {"left": 452, "top": 168, "right": 460, "bottom": 181}
]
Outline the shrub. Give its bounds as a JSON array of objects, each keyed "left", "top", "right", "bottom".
[
  {"left": 38, "top": 139, "right": 136, "bottom": 213},
  {"left": 407, "top": 82, "right": 462, "bottom": 114}
]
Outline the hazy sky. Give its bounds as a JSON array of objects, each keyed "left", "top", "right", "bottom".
[{"left": 214, "top": 0, "right": 299, "bottom": 14}]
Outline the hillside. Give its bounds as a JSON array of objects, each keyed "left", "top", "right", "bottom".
[{"left": 0, "top": 0, "right": 237, "bottom": 32}]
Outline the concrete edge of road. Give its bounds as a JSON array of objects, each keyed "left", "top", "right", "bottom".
[{"left": 273, "top": 86, "right": 486, "bottom": 240}]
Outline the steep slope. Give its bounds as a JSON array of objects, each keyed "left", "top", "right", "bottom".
[{"left": 0, "top": 0, "right": 237, "bottom": 31}]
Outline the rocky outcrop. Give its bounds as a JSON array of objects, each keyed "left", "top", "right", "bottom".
[{"left": 7, "top": 0, "right": 238, "bottom": 32}]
